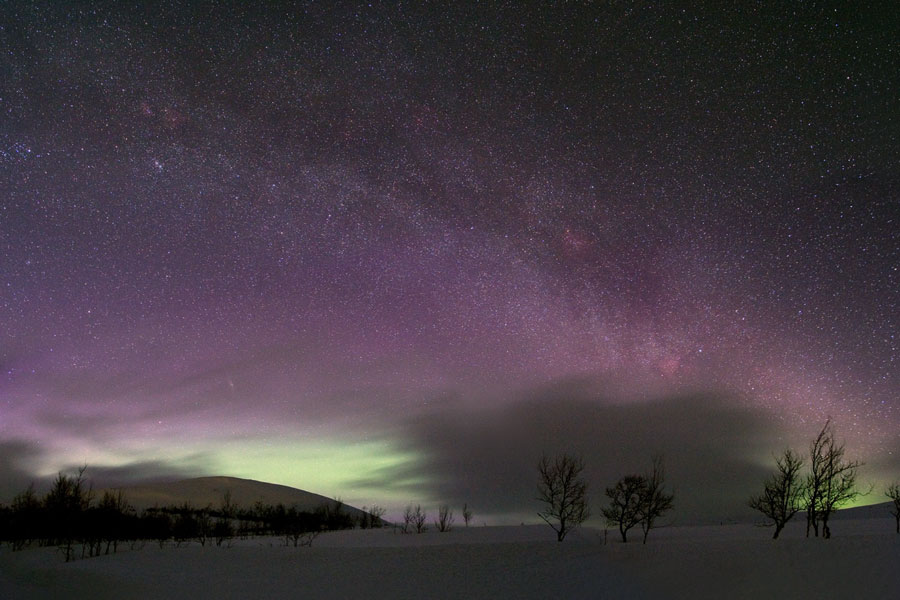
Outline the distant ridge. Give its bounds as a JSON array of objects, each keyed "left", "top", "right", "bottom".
[
  {"left": 105, "top": 476, "right": 370, "bottom": 519},
  {"left": 829, "top": 501, "right": 894, "bottom": 520}
]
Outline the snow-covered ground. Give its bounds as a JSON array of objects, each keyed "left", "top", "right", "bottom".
[{"left": 2, "top": 520, "right": 897, "bottom": 599}]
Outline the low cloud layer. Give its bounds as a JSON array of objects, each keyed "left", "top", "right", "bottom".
[
  {"left": 0, "top": 442, "right": 207, "bottom": 503},
  {"left": 358, "top": 382, "right": 793, "bottom": 523},
  {"left": 0, "top": 440, "right": 43, "bottom": 501},
  {"left": 4, "top": 374, "right": 895, "bottom": 523}
]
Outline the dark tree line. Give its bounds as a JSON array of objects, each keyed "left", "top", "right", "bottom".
[
  {"left": 0, "top": 468, "right": 158, "bottom": 561},
  {"left": 0, "top": 469, "right": 381, "bottom": 560}
]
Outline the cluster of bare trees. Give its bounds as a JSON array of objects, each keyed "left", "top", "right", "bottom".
[
  {"left": 435, "top": 505, "right": 454, "bottom": 532},
  {"left": 602, "top": 457, "right": 675, "bottom": 543},
  {"left": 400, "top": 504, "right": 428, "bottom": 533},
  {"left": 0, "top": 468, "right": 389, "bottom": 559},
  {"left": 399, "top": 503, "right": 473, "bottom": 533},
  {"left": 537, "top": 420, "right": 890, "bottom": 544},
  {"left": 749, "top": 419, "right": 866, "bottom": 539},
  {"left": 536, "top": 453, "right": 674, "bottom": 543},
  {"left": 0, "top": 467, "right": 149, "bottom": 561},
  {"left": 358, "top": 505, "right": 387, "bottom": 529}
]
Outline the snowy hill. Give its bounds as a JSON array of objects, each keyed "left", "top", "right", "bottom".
[
  {"left": 829, "top": 500, "right": 894, "bottom": 520},
  {"left": 104, "top": 476, "right": 369, "bottom": 519}
]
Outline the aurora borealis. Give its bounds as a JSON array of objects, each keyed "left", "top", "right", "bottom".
[{"left": 1, "top": 2, "right": 897, "bottom": 521}]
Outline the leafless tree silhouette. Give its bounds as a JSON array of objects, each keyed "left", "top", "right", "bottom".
[
  {"left": 360, "top": 505, "right": 385, "bottom": 529},
  {"left": 537, "top": 453, "right": 590, "bottom": 542},
  {"left": 749, "top": 448, "right": 804, "bottom": 539},
  {"left": 195, "top": 506, "right": 213, "bottom": 546},
  {"left": 9, "top": 485, "right": 40, "bottom": 551},
  {"left": 95, "top": 489, "right": 133, "bottom": 554},
  {"left": 639, "top": 456, "right": 675, "bottom": 543},
  {"left": 804, "top": 419, "right": 863, "bottom": 538},
  {"left": 214, "top": 491, "right": 235, "bottom": 546},
  {"left": 45, "top": 466, "right": 92, "bottom": 561},
  {"left": 602, "top": 475, "right": 646, "bottom": 543},
  {"left": 412, "top": 504, "right": 427, "bottom": 533},
  {"left": 435, "top": 505, "right": 454, "bottom": 532},
  {"left": 370, "top": 505, "right": 386, "bottom": 528},
  {"left": 401, "top": 505, "right": 414, "bottom": 534},
  {"left": 462, "top": 503, "right": 473, "bottom": 527},
  {"left": 885, "top": 482, "right": 900, "bottom": 534}
]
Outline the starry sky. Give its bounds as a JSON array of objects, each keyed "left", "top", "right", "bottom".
[{"left": 1, "top": 2, "right": 897, "bottom": 522}]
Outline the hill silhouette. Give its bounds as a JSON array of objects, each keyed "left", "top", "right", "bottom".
[{"left": 104, "top": 476, "right": 372, "bottom": 520}]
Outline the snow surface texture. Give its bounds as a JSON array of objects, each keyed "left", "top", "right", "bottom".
[{"left": 2, "top": 521, "right": 898, "bottom": 599}]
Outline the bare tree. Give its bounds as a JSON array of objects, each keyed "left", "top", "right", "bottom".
[
  {"left": 361, "top": 505, "right": 385, "bottom": 529},
  {"left": 804, "top": 419, "right": 863, "bottom": 538},
  {"left": 322, "top": 497, "right": 354, "bottom": 530},
  {"left": 401, "top": 505, "right": 414, "bottom": 534},
  {"left": 804, "top": 424, "right": 825, "bottom": 537},
  {"left": 219, "top": 491, "right": 235, "bottom": 519},
  {"left": 887, "top": 483, "right": 900, "bottom": 534},
  {"left": 537, "top": 453, "right": 590, "bottom": 542},
  {"left": 749, "top": 448, "right": 804, "bottom": 539},
  {"left": 215, "top": 491, "right": 235, "bottom": 546},
  {"left": 96, "top": 489, "right": 133, "bottom": 554},
  {"left": 172, "top": 503, "right": 197, "bottom": 547},
  {"left": 10, "top": 484, "right": 40, "bottom": 551},
  {"left": 462, "top": 503, "right": 473, "bottom": 527},
  {"left": 44, "top": 465, "right": 92, "bottom": 561},
  {"left": 639, "top": 456, "right": 675, "bottom": 543},
  {"left": 602, "top": 475, "right": 647, "bottom": 543},
  {"left": 370, "top": 505, "right": 386, "bottom": 528},
  {"left": 359, "top": 506, "right": 371, "bottom": 529},
  {"left": 213, "top": 517, "right": 233, "bottom": 547},
  {"left": 412, "top": 504, "right": 427, "bottom": 533},
  {"left": 435, "top": 505, "right": 454, "bottom": 532},
  {"left": 296, "top": 530, "right": 319, "bottom": 547},
  {"left": 195, "top": 506, "right": 213, "bottom": 546}
]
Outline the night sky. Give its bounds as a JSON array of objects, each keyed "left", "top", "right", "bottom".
[{"left": 2, "top": 2, "right": 897, "bottom": 522}]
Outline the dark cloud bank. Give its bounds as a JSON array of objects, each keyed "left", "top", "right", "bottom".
[
  {"left": 359, "top": 382, "right": 809, "bottom": 524},
  {"left": 0, "top": 440, "right": 205, "bottom": 503}
]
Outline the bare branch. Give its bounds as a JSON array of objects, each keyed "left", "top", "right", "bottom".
[
  {"left": 435, "top": 505, "right": 454, "bottom": 532},
  {"left": 602, "top": 475, "right": 646, "bottom": 543},
  {"left": 537, "top": 453, "right": 590, "bottom": 542},
  {"left": 749, "top": 448, "right": 804, "bottom": 539},
  {"left": 804, "top": 419, "right": 863, "bottom": 538},
  {"left": 639, "top": 456, "right": 675, "bottom": 543},
  {"left": 885, "top": 482, "right": 900, "bottom": 534}
]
